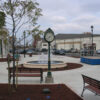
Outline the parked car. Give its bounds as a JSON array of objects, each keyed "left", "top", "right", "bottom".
[
  {"left": 60, "top": 49, "right": 69, "bottom": 53},
  {"left": 52, "top": 49, "right": 59, "bottom": 55},
  {"left": 80, "top": 49, "right": 88, "bottom": 56},
  {"left": 70, "top": 48, "right": 79, "bottom": 53},
  {"left": 9, "top": 49, "right": 13, "bottom": 53},
  {"left": 53, "top": 49, "right": 66, "bottom": 55},
  {"left": 96, "top": 49, "right": 100, "bottom": 54},
  {"left": 59, "top": 50, "right": 66, "bottom": 55},
  {"left": 66, "top": 49, "right": 72, "bottom": 53},
  {"left": 41, "top": 49, "right": 48, "bottom": 52},
  {"left": 15, "top": 49, "right": 24, "bottom": 54},
  {"left": 26, "top": 50, "right": 35, "bottom": 54}
]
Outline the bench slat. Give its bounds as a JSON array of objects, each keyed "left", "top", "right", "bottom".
[
  {"left": 86, "top": 85, "right": 100, "bottom": 95},
  {"left": 81, "top": 74, "right": 100, "bottom": 97},
  {"left": 11, "top": 73, "right": 41, "bottom": 77},
  {"left": 16, "top": 71, "right": 41, "bottom": 73},
  {"left": 8, "top": 67, "right": 43, "bottom": 83}
]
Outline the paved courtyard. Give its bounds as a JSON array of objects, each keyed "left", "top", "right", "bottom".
[{"left": 0, "top": 55, "right": 100, "bottom": 100}]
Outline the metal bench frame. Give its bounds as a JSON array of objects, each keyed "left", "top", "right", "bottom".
[
  {"left": 81, "top": 74, "right": 100, "bottom": 97},
  {"left": 8, "top": 65, "right": 43, "bottom": 84}
]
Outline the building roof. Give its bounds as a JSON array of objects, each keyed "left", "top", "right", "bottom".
[{"left": 55, "top": 33, "right": 100, "bottom": 40}]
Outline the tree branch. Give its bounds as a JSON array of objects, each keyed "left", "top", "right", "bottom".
[
  {"left": 6, "top": 16, "right": 12, "bottom": 20},
  {"left": 15, "top": 18, "right": 33, "bottom": 35},
  {"left": 6, "top": 22, "right": 13, "bottom": 26}
]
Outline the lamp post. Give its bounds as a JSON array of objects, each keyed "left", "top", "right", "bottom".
[
  {"left": 23, "top": 31, "right": 26, "bottom": 58},
  {"left": 54, "top": 35, "right": 56, "bottom": 50},
  {"left": 64, "top": 39, "right": 65, "bottom": 49},
  {"left": 91, "top": 25, "right": 94, "bottom": 56}
]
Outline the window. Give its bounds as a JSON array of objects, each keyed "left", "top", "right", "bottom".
[{"left": 43, "top": 44, "right": 47, "bottom": 46}]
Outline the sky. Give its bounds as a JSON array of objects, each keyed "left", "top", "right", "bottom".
[{"left": 36, "top": 0, "right": 100, "bottom": 34}]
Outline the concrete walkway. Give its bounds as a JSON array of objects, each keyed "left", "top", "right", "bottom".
[{"left": 0, "top": 55, "right": 100, "bottom": 100}]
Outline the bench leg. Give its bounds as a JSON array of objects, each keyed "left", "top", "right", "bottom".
[
  {"left": 16, "top": 75, "right": 18, "bottom": 88},
  {"left": 81, "top": 87, "right": 86, "bottom": 97},
  {"left": 40, "top": 80, "right": 42, "bottom": 83},
  {"left": 9, "top": 75, "right": 11, "bottom": 84},
  {"left": 40, "top": 78, "right": 42, "bottom": 83},
  {"left": 40, "top": 76, "right": 43, "bottom": 83},
  {"left": 95, "top": 93, "right": 98, "bottom": 96}
]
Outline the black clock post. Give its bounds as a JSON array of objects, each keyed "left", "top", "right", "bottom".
[
  {"left": 44, "top": 28, "right": 55, "bottom": 83},
  {"left": 48, "top": 42, "right": 51, "bottom": 76}
]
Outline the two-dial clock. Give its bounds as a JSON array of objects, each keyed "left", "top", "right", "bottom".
[{"left": 44, "top": 28, "right": 55, "bottom": 43}]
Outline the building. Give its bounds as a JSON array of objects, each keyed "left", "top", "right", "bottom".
[
  {"left": 36, "top": 39, "right": 55, "bottom": 51},
  {"left": 0, "top": 28, "right": 9, "bottom": 57},
  {"left": 37, "top": 33, "right": 100, "bottom": 51}
]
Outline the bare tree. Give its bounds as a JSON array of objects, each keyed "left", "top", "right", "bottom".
[
  {"left": 0, "top": 0, "right": 42, "bottom": 89},
  {"left": 0, "top": 0, "right": 42, "bottom": 36}
]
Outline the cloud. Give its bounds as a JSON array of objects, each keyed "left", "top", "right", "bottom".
[
  {"left": 52, "top": 23, "right": 83, "bottom": 33},
  {"left": 72, "top": 15, "right": 97, "bottom": 25},
  {"left": 37, "top": 0, "right": 100, "bottom": 34},
  {"left": 50, "top": 16, "right": 67, "bottom": 23},
  {"left": 80, "top": 0, "right": 100, "bottom": 13},
  {"left": 52, "top": 14, "right": 100, "bottom": 33},
  {"left": 72, "top": 14, "right": 100, "bottom": 28}
]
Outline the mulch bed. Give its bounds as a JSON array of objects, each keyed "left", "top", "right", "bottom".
[
  {"left": 0, "top": 58, "right": 8, "bottom": 62},
  {"left": 13, "top": 62, "right": 82, "bottom": 72},
  {"left": 1, "top": 57, "right": 82, "bottom": 71},
  {"left": 67, "top": 56, "right": 80, "bottom": 58},
  {"left": 70, "top": 56, "right": 80, "bottom": 58},
  {"left": 0, "top": 84, "right": 83, "bottom": 100},
  {"left": 15, "top": 63, "right": 82, "bottom": 72}
]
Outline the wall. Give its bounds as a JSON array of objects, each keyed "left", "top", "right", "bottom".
[
  {"left": 0, "top": 36, "right": 9, "bottom": 57},
  {"left": 54, "top": 36, "right": 100, "bottom": 50},
  {"left": 37, "top": 36, "right": 100, "bottom": 51},
  {"left": 41, "top": 43, "right": 48, "bottom": 50}
]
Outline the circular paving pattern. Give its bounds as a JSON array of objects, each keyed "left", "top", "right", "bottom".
[
  {"left": 40, "top": 62, "right": 83, "bottom": 71},
  {"left": 18, "top": 62, "right": 82, "bottom": 72}
]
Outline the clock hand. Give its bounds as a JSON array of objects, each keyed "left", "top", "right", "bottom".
[
  {"left": 48, "top": 36, "right": 51, "bottom": 39},
  {"left": 47, "top": 36, "right": 51, "bottom": 40}
]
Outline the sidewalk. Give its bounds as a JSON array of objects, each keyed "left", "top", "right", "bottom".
[{"left": 0, "top": 55, "right": 100, "bottom": 100}]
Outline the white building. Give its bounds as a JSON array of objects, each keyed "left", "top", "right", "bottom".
[
  {"left": 37, "top": 39, "right": 55, "bottom": 51},
  {"left": 55, "top": 33, "right": 100, "bottom": 50},
  {"left": 37, "top": 33, "right": 100, "bottom": 51},
  {"left": 0, "top": 28, "right": 9, "bottom": 57}
]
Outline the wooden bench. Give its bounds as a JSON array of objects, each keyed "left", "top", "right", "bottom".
[
  {"left": 81, "top": 74, "right": 100, "bottom": 97},
  {"left": 8, "top": 65, "right": 43, "bottom": 83}
]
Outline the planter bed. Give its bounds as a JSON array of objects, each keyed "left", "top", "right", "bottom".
[{"left": 0, "top": 84, "right": 83, "bottom": 100}]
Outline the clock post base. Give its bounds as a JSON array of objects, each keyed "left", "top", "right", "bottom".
[{"left": 45, "top": 76, "right": 54, "bottom": 83}]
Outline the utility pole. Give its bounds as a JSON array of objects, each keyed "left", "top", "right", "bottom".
[
  {"left": 24, "top": 31, "right": 26, "bottom": 58},
  {"left": 64, "top": 39, "right": 65, "bottom": 49},
  {"left": 91, "top": 25, "right": 94, "bottom": 56}
]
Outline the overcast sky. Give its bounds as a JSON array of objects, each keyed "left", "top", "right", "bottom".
[{"left": 36, "top": 0, "right": 100, "bottom": 34}]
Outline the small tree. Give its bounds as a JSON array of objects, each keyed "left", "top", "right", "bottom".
[
  {"left": 29, "top": 26, "right": 44, "bottom": 49},
  {"left": 0, "top": 0, "right": 42, "bottom": 89},
  {"left": 0, "top": 0, "right": 42, "bottom": 36},
  {"left": 32, "top": 30, "right": 44, "bottom": 49},
  {"left": 20, "top": 26, "right": 44, "bottom": 49}
]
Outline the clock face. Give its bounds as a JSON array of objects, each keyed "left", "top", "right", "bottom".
[{"left": 45, "top": 32, "right": 54, "bottom": 42}]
